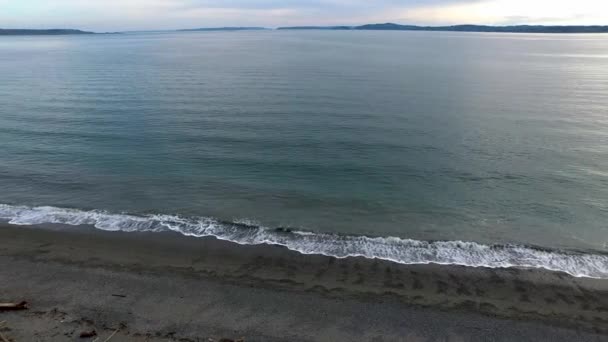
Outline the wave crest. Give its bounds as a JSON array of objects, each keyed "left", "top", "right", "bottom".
[{"left": 1, "top": 203, "right": 607, "bottom": 279}]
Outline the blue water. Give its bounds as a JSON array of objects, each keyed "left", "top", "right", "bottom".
[{"left": 1, "top": 31, "right": 607, "bottom": 277}]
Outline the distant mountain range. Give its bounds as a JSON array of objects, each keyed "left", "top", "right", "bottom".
[
  {"left": 179, "top": 27, "right": 268, "bottom": 32},
  {"left": 0, "top": 29, "right": 94, "bottom": 35},
  {"left": 278, "top": 23, "right": 608, "bottom": 33}
]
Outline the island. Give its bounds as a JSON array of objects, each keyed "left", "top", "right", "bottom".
[
  {"left": 277, "top": 26, "right": 352, "bottom": 30},
  {"left": 278, "top": 23, "right": 608, "bottom": 34},
  {"left": 178, "top": 27, "right": 268, "bottom": 32},
  {"left": 0, "top": 29, "right": 94, "bottom": 35}
]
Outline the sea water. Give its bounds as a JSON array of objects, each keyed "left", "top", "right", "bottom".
[{"left": 1, "top": 30, "right": 607, "bottom": 277}]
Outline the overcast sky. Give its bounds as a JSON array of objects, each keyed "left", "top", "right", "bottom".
[{"left": 1, "top": 0, "right": 607, "bottom": 31}]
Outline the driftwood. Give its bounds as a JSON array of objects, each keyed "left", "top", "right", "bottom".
[{"left": 0, "top": 301, "right": 28, "bottom": 311}]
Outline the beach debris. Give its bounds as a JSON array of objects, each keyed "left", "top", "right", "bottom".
[
  {"left": 110, "top": 294, "right": 126, "bottom": 298},
  {"left": 0, "top": 330, "right": 9, "bottom": 342},
  {"left": 0, "top": 323, "right": 10, "bottom": 342},
  {"left": 102, "top": 328, "right": 119, "bottom": 342},
  {"left": 0, "top": 301, "right": 27, "bottom": 311},
  {"left": 80, "top": 330, "right": 97, "bottom": 338}
]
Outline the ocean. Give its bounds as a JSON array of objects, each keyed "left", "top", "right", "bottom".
[{"left": 1, "top": 30, "right": 607, "bottom": 278}]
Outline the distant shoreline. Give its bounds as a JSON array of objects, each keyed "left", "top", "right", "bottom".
[
  {"left": 278, "top": 23, "right": 608, "bottom": 34},
  {"left": 178, "top": 27, "right": 268, "bottom": 32},
  {"left": 0, "top": 29, "right": 94, "bottom": 35},
  {"left": 3, "top": 23, "right": 608, "bottom": 36}
]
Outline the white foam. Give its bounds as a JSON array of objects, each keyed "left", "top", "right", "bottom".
[{"left": 1, "top": 203, "right": 607, "bottom": 279}]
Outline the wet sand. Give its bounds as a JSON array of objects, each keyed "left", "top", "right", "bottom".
[{"left": 0, "top": 223, "right": 606, "bottom": 341}]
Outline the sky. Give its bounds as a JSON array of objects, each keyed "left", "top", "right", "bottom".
[{"left": 1, "top": 0, "right": 607, "bottom": 31}]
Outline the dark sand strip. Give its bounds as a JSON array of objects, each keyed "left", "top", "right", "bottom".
[{"left": 0, "top": 223, "right": 606, "bottom": 341}]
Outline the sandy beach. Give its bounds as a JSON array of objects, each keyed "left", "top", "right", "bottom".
[{"left": 0, "top": 224, "right": 606, "bottom": 341}]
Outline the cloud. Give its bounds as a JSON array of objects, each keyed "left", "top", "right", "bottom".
[
  {"left": 393, "top": 0, "right": 608, "bottom": 25},
  {"left": 0, "top": 0, "right": 606, "bottom": 31}
]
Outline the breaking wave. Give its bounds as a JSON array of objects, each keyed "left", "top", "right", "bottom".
[{"left": 1, "top": 203, "right": 607, "bottom": 279}]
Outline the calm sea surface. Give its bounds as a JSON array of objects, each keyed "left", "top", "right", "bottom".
[{"left": 1, "top": 31, "right": 608, "bottom": 274}]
